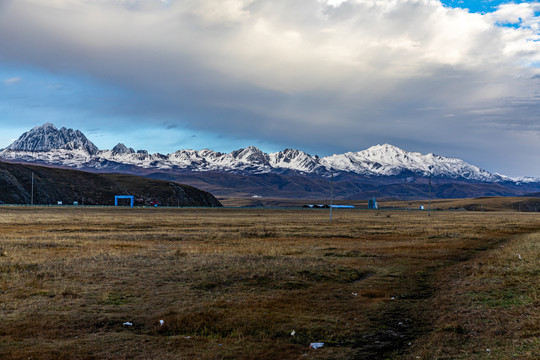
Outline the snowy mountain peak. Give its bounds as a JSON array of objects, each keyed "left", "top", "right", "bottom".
[
  {"left": 7, "top": 123, "right": 99, "bottom": 155},
  {"left": 34, "top": 122, "right": 57, "bottom": 131},
  {"left": 367, "top": 143, "right": 403, "bottom": 153},
  {"left": 111, "top": 143, "right": 135, "bottom": 155},
  {"left": 268, "top": 148, "right": 321, "bottom": 173},
  {"left": 359, "top": 144, "right": 410, "bottom": 160},
  {"left": 231, "top": 146, "right": 270, "bottom": 165}
]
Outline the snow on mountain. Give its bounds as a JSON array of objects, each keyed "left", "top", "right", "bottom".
[
  {"left": 0, "top": 124, "right": 528, "bottom": 182},
  {"left": 111, "top": 143, "right": 135, "bottom": 155},
  {"left": 7, "top": 122, "right": 99, "bottom": 155},
  {"left": 231, "top": 146, "right": 271, "bottom": 166},
  {"left": 321, "top": 144, "right": 500, "bottom": 181},
  {"left": 0, "top": 148, "right": 96, "bottom": 168},
  {"left": 269, "top": 149, "right": 322, "bottom": 173}
]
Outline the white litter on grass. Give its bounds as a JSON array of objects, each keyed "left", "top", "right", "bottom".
[
  {"left": 518, "top": 254, "right": 522, "bottom": 260},
  {"left": 486, "top": 349, "right": 491, "bottom": 352},
  {"left": 123, "top": 322, "right": 133, "bottom": 326},
  {"left": 159, "top": 320, "right": 164, "bottom": 326},
  {"left": 310, "top": 342, "right": 324, "bottom": 349},
  {"left": 352, "top": 292, "right": 358, "bottom": 296},
  {"left": 291, "top": 330, "right": 296, "bottom": 336},
  {"left": 391, "top": 297, "right": 396, "bottom": 300}
]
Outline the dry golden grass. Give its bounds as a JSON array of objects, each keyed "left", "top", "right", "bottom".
[
  {"left": 408, "top": 228, "right": 540, "bottom": 360},
  {"left": 219, "top": 196, "right": 540, "bottom": 213},
  {"left": 0, "top": 207, "right": 539, "bottom": 359}
]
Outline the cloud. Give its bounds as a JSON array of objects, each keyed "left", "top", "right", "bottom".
[
  {"left": 3, "top": 77, "right": 21, "bottom": 86},
  {"left": 47, "top": 83, "right": 64, "bottom": 90},
  {"left": 0, "top": 0, "right": 539, "bottom": 175},
  {"left": 490, "top": 2, "right": 540, "bottom": 28}
]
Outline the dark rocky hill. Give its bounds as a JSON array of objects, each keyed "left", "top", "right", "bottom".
[{"left": 0, "top": 162, "right": 222, "bottom": 207}]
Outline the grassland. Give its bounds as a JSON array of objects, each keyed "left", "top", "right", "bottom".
[
  {"left": 0, "top": 207, "right": 539, "bottom": 359},
  {"left": 219, "top": 195, "right": 540, "bottom": 212}
]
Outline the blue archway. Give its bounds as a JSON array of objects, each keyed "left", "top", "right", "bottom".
[{"left": 115, "top": 195, "right": 134, "bottom": 208}]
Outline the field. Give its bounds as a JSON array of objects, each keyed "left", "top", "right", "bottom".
[
  {"left": 219, "top": 195, "right": 540, "bottom": 212},
  {"left": 0, "top": 207, "right": 539, "bottom": 359}
]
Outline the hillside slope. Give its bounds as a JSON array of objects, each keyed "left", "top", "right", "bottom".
[{"left": 0, "top": 162, "right": 221, "bottom": 207}]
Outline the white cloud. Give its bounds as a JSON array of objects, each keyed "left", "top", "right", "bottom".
[
  {"left": 2, "top": 1, "right": 536, "bottom": 90},
  {"left": 3, "top": 77, "right": 21, "bottom": 86},
  {"left": 490, "top": 2, "right": 540, "bottom": 28}
]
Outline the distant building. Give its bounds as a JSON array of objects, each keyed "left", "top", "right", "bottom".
[
  {"left": 304, "top": 204, "right": 355, "bottom": 209},
  {"left": 368, "top": 197, "right": 378, "bottom": 209}
]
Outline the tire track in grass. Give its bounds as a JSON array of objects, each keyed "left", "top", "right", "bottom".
[{"left": 351, "top": 231, "right": 535, "bottom": 360}]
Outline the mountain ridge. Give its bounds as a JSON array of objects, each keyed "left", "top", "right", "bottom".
[
  {"left": 1, "top": 123, "right": 531, "bottom": 183},
  {"left": 2, "top": 123, "right": 540, "bottom": 200}
]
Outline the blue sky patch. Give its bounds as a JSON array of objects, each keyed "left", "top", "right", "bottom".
[{"left": 441, "top": 0, "right": 532, "bottom": 14}]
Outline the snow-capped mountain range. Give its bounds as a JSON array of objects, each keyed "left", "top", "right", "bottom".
[{"left": 0, "top": 123, "right": 534, "bottom": 183}]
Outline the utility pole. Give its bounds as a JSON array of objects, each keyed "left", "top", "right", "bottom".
[
  {"left": 330, "top": 173, "right": 334, "bottom": 222},
  {"left": 428, "top": 173, "right": 431, "bottom": 217},
  {"left": 408, "top": 183, "right": 411, "bottom": 211},
  {"left": 31, "top": 172, "right": 34, "bottom": 206}
]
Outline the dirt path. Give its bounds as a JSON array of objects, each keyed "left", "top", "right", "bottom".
[{"left": 351, "top": 230, "right": 535, "bottom": 360}]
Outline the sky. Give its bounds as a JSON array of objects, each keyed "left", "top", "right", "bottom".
[{"left": 0, "top": 0, "right": 540, "bottom": 177}]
